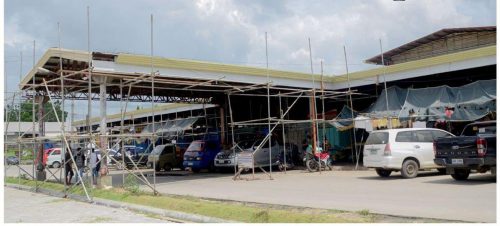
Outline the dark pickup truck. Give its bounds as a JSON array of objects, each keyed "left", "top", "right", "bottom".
[{"left": 434, "top": 121, "right": 496, "bottom": 180}]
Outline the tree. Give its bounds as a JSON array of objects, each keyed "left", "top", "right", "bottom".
[{"left": 5, "top": 100, "right": 68, "bottom": 122}]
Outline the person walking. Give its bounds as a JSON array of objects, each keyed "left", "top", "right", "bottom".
[
  {"left": 74, "top": 148, "right": 85, "bottom": 185},
  {"left": 64, "top": 149, "right": 74, "bottom": 185},
  {"left": 89, "top": 149, "right": 101, "bottom": 186}
]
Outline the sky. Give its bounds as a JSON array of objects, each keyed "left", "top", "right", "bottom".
[{"left": 3, "top": 0, "right": 497, "bottom": 120}]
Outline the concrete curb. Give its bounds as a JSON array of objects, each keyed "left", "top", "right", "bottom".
[{"left": 5, "top": 183, "right": 235, "bottom": 223}]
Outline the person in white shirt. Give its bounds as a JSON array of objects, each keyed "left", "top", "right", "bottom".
[{"left": 89, "top": 149, "right": 101, "bottom": 185}]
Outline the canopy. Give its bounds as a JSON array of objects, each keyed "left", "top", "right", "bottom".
[
  {"left": 364, "top": 79, "right": 496, "bottom": 121},
  {"left": 155, "top": 117, "right": 200, "bottom": 138}
]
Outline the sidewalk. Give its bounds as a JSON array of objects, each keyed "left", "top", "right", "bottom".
[{"left": 4, "top": 186, "right": 170, "bottom": 223}]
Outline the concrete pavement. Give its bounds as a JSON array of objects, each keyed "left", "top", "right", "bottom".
[
  {"left": 6, "top": 164, "right": 496, "bottom": 222},
  {"left": 4, "top": 187, "right": 171, "bottom": 223},
  {"left": 146, "top": 169, "right": 496, "bottom": 222}
]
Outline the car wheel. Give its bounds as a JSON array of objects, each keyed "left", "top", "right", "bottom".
[
  {"left": 376, "top": 168, "right": 392, "bottom": 177},
  {"left": 163, "top": 164, "right": 172, "bottom": 171},
  {"left": 192, "top": 168, "right": 200, "bottom": 173},
  {"left": 52, "top": 161, "right": 61, "bottom": 168},
  {"left": 451, "top": 169, "right": 470, "bottom": 181},
  {"left": 437, "top": 168, "right": 447, "bottom": 175},
  {"left": 154, "top": 163, "right": 161, "bottom": 172},
  {"left": 401, "top": 159, "right": 419, "bottom": 178}
]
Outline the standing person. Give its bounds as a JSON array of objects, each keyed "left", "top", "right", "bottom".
[
  {"left": 64, "top": 149, "right": 74, "bottom": 185},
  {"left": 74, "top": 148, "right": 85, "bottom": 184},
  {"left": 89, "top": 149, "right": 100, "bottom": 186}
]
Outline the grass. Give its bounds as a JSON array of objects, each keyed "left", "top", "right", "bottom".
[{"left": 5, "top": 177, "right": 375, "bottom": 223}]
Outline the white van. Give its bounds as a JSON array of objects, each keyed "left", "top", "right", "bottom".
[
  {"left": 47, "top": 148, "right": 63, "bottom": 168},
  {"left": 363, "top": 128, "right": 454, "bottom": 178}
]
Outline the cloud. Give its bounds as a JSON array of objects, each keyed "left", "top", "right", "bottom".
[{"left": 3, "top": 0, "right": 496, "bottom": 117}]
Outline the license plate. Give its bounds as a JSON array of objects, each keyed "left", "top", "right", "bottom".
[
  {"left": 188, "top": 162, "right": 193, "bottom": 166},
  {"left": 451, "top": 159, "right": 463, "bottom": 164},
  {"left": 370, "top": 150, "right": 378, "bottom": 155},
  {"left": 224, "top": 161, "right": 229, "bottom": 164}
]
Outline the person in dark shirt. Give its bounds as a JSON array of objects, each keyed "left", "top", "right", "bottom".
[
  {"left": 74, "top": 148, "right": 86, "bottom": 184},
  {"left": 64, "top": 149, "right": 74, "bottom": 185}
]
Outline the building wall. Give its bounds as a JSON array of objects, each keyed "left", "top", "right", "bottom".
[{"left": 391, "top": 31, "right": 496, "bottom": 64}]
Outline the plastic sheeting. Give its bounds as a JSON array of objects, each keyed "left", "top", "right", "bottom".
[
  {"left": 364, "top": 79, "right": 496, "bottom": 122},
  {"left": 328, "top": 106, "right": 358, "bottom": 131},
  {"left": 155, "top": 117, "right": 200, "bottom": 138}
]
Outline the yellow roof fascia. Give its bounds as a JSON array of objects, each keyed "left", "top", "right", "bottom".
[
  {"left": 72, "top": 103, "right": 201, "bottom": 126},
  {"left": 332, "top": 45, "right": 496, "bottom": 83},
  {"left": 116, "top": 53, "right": 324, "bottom": 81},
  {"left": 19, "top": 48, "right": 91, "bottom": 89}
]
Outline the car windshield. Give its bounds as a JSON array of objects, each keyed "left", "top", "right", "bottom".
[
  {"left": 151, "top": 145, "right": 165, "bottom": 154},
  {"left": 462, "top": 123, "right": 496, "bottom": 136},
  {"left": 187, "top": 142, "right": 204, "bottom": 152},
  {"left": 365, "top": 132, "right": 389, "bottom": 145},
  {"left": 229, "top": 140, "right": 254, "bottom": 153}
]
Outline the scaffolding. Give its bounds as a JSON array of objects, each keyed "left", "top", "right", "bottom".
[{"left": 5, "top": 8, "right": 365, "bottom": 202}]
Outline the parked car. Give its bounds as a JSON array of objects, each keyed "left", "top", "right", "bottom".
[
  {"left": 6, "top": 156, "right": 19, "bottom": 165},
  {"left": 148, "top": 144, "right": 185, "bottom": 171},
  {"left": 237, "top": 138, "right": 283, "bottom": 168},
  {"left": 123, "top": 146, "right": 149, "bottom": 168},
  {"left": 183, "top": 139, "right": 221, "bottom": 172},
  {"left": 46, "top": 148, "right": 63, "bottom": 168},
  {"left": 434, "top": 121, "right": 496, "bottom": 180},
  {"left": 214, "top": 140, "right": 255, "bottom": 171},
  {"left": 363, "top": 128, "right": 454, "bottom": 178}
]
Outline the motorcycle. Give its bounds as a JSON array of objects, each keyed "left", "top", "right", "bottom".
[{"left": 303, "top": 145, "right": 332, "bottom": 172}]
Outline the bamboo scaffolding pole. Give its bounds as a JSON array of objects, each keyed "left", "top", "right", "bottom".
[
  {"left": 32, "top": 40, "right": 37, "bottom": 190},
  {"left": 265, "top": 32, "right": 273, "bottom": 179},
  {"left": 150, "top": 14, "right": 157, "bottom": 195},
  {"left": 379, "top": 39, "right": 392, "bottom": 129},
  {"left": 42, "top": 78, "right": 92, "bottom": 201},
  {"left": 343, "top": 46, "right": 358, "bottom": 167},
  {"left": 86, "top": 6, "right": 93, "bottom": 189},
  {"left": 18, "top": 51, "right": 23, "bottom": 186},
  {"left": 57, "top": 22, "right": 68, "bottom": 191}
]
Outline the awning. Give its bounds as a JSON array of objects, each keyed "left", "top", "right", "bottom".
[{"left": 155, "top": 117, "right": 201, "bottom": 137}]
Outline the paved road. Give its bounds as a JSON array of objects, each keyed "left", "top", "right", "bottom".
[
  {"left": 147, "top": 169, "right": 496, "bottom": 223},
  {"left": 4, "top": 187, "right": 171, "bottom": 223},
  {"left": 7, "top": 165, "right": 496, "bottom": 222}
]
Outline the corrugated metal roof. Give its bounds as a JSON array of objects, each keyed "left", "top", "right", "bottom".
[
  {"left": 365, "top": 26, "right": 496, "bottom": 65},
  {"left": 335, "top": 45, "right": 496, "bottom": 83},
  {"left": 115, "top": 53, "right": 323, "bottom": 81},
  {"left": 19, "top": 48, "right": 324, "bottom": 90},
  {"left": 72, "top": 103, "right": 217, "bottom": 126}
]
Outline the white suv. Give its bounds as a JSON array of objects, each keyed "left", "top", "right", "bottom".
[{"left": 363, "top": 128, "right": 454, "bottom": 178}]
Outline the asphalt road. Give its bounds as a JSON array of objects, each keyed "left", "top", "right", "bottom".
[
  {"left": 4, "top": 187, "right": 171, "bottom": 223},
  {"left": 6, "top": 164, "right": 497, "bottom": 222}
]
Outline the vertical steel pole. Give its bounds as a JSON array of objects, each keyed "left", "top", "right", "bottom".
[{"left": 227, "top": 94, "right": 237, "bottom": 176}]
